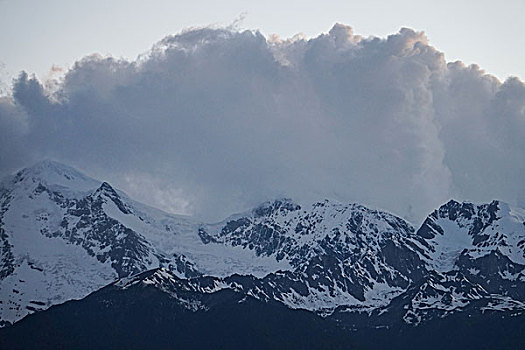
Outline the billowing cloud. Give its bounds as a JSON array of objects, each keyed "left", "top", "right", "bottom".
[{"left": 1, "top": 24, "right": 524, "bottom": 223}]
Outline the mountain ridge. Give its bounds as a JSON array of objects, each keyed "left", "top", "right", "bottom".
[
  {"left": 2, "top": 266, "right": 525, "bottom": 350},
  {"left": 0, "top": 160, "right": 524, "bottom": 331}
]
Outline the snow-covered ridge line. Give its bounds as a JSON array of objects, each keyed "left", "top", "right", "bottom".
[{"left": 0, "top": 160, "right": 524, "bottom": 327}]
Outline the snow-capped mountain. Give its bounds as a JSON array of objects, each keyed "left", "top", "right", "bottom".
[
  {"left": 1, "top": 160, "right": 524, "bottom": 332},
  {"left": 199, "top": 199, "right": 429, "bottom": 311},
  {"left": 416, "top": 199, "right": 525, "bottom": 301},
  {"left": 0, "top": 160, "right": 287, "bottom": 325},
  {"left": 417, "top": 199, "right": 525, "bottom": 269}
]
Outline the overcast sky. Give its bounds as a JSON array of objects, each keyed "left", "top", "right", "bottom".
[{"left": 1, "top": 1, "right": 524, "bottom": 224}]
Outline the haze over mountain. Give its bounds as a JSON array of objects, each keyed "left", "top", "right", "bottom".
[{"left": 1, "top": 24, "right": 524, "bottom": 223}]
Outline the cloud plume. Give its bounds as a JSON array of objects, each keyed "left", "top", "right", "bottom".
[{"left": 1, "top": 24, "right": 524, "bottom": 223}]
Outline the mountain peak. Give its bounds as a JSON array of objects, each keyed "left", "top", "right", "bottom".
[
  {"left": 252, "top": 198, "right": 301, "bottom": 217},
  {"left": 9, "top": 159, "right": 99, "bottom": 192},
  {"left": 96, "top": 181, "right": 117, "bottom": 194},
  {"left": 23, "top": 159, "right": 80, "bottom": 175},
  {"left": 113, "top": 268, "right": 176, "bottom": 289},
  {"left": 416, "top": 198, "right": 525, "bottom": 271},
  {"left": 93, "top": 181, "right": 132, "bottom": 214}
]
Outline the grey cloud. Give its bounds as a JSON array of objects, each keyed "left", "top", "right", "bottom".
[
  {"left": 1, "top": 24, "right": 524, "bottom": 223},
  {"left": 0, "top": 96, "right": 30, "bottom": 171}
]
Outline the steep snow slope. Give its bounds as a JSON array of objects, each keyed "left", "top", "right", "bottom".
[
  {"left": 0, "top": 161, "right": 117, "bottom": 325},
  {"left": 416, "top": 199, "right": 525, "bottom": 302},
  {"left": 417, "top": 199, "right": 525, "bottom": 270}
]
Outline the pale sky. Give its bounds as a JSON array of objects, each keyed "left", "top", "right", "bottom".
[{"left": 1, "top": 0, "right": 524, "bottom": 84}]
